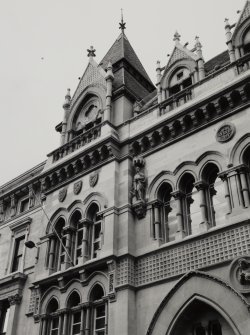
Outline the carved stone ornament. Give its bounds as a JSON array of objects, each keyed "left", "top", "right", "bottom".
[
  {"left": 73, "top": 180, "right": 83, "bottom": 195},
  {"left": 216, "top": 123, "right": 235, "bottom": 143},
  {"left": 8, "top": 294, "right": 22, "bottom": 305},
  {"left": 229, "top": 255, "right": 250, "bottom": 293},
  {"left": 132, "top": 200, "right": 147, "bottom": 219},
  {"left": 58, "top": 187, "right": 67, "bottom": 202},
  {"left": 89, "top": 171, "right": 99, "bottom": 187},
  {"left": 131, "top": 157, "right": 146, "bottom": 203}
]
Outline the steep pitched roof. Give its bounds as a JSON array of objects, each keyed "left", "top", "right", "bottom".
[
  {"left": 204, "top": 50, "right": 230, "bottom": 74},
  {"left": 235, "top": 0, "right": 250, "bottom": 31},
  {"left": 100, "top": 33, "right": 154, "bottom": 86}
]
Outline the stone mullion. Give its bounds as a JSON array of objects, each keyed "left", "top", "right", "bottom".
[
  {"left": 153, "top": 202, "right": 161, "bottom": 240},
  {"left": 80, "top": 218, "right": 91, "bottom": 263},
  {"left": 48, "top": 235, "right": 57, "bottom": 272},
  {"left": 63, "top": 226, "right": 74, "bottom": 269},
  {"left": 62, "top": 311, "right": 69, "bottom": 335},
  {"left": 85, "top": 307, "right": 90, "bottom": 335}
]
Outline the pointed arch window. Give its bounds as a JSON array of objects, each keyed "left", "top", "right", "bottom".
[
  {"left": 46, "top": 298, "right": 59, "bottom": 335},
  {"left": 67, "top": 291, "right": 81, "bottom": 335},
  {"left": 90, "top": 284, "right": 107, "bottom": 335},
  {"left": 155, "top": 183, "right": 177, "bottom": 242},
  {"left": 179, "top": 174, "right": 201, "bottom": 236}
]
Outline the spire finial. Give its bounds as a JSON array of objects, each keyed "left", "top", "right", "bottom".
[
  {"left": 63, "top": 88, "right": 71, "bottom": 109},
  {"left": 87, "top": 46, "right": 96, "bottom": 58},
  {"left": 119, "top": 8, "right": 126, "bottom": 33},
  {"left": 173, "top": 31, "right": 181, "bottom": 43}
]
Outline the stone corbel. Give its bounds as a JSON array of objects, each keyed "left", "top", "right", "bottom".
[{"left": 8, "top": 293, "right": 22, "bottom": 305}]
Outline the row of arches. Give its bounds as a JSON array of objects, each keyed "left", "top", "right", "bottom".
[
  {"left": 46, "top": 200, "right": 104, "bottom": 273},
  {"left": 148, "top": 145, "right": 250, "bottom": 242},
  {"left": 41, "top": 283, "right": 106, "bottom": 335},
  {"left": 131, "top": 84, "right": 250, "bottom": 156}
]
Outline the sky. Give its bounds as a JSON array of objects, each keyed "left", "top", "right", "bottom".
[{"left": 0, "top": 0, "right": 245, "bottom": 186}]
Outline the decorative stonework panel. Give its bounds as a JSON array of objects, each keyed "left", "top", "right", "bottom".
[
  {"left": 116, "top": 225, "right": 250, "bottom": 287},
  {"left": 28, "top": 288, "right": 37, "bottom": 314},
  {"left": 167, "top": 47, "right": 188, "bottom": 68},
  {"left": 216, "top": 123, "right": 235, "bottom": 143}
]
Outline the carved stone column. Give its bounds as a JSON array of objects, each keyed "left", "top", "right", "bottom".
[
  {"left": 85, "top": 307, "right": 90, "bottom": 335},
  {"left": 171, "top": 191, "right": 185, "bottom": 240},
  {"left": 80, "top": 308, "right": 85, "bottom": 335},
  {"left": 6, "top": 294, "right": 22, "bottom": 335},
  {"left": 194, "top": 181, "right": 209, "bottom": 232},
  {"left": 62, "top": 226, "right": 74, "bottom": 269},
  {"left": 238, "top": 167, "right": 250, "bottom": 208},
  {"left": 10, "top": 194, "right": 16, "bottom": 217},
  {"left": 40, "top": 316, "right": 48, "bottom": 335},
  {"left": 62, "top": 310, "right": 69, "bottom": 335},
  {"left": 104, "top": 62, "right": 114, "bottom": 122},
  {"left": 153, "top": 202, "right": 161, "bottom": 240}
]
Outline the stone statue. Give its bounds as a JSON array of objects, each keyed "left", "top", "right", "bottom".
[
  {"left": 238, "top": 258, "right": 250, "bottom": 284},
  {"left": 133, "top": 166, "right": 146, "bottom": 201}
]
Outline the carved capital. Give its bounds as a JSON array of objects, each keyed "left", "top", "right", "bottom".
[
  {"left": 171, "top": 190, "right": 184, "bottom": 200},
  {"left": 132, "top": 200, "right": 147, "bottom": 219},
  {"left": 194, "top": 181, "right": 208, "bottom": 191},
  {"left": 8, "top": 294, "right": 22, "bottom": 305}
]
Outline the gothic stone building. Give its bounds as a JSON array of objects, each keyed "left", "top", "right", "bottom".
[{"left": 1, "top": 3, "right": 250, "bottom": 335}]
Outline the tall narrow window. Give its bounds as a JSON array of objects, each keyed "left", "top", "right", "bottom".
[
  {"left": 70, "top": 211, "right": 83, "bottom": 265},
  {"left": 157, "top": 183, "right": 177, "bottom": 242},
  {"left": 90, "top": 284, "right": 106, "bottom": 335},
  {"left": 67, "top": 291, "right": 81, "bottom": 335},
  {"left": 46, "top": 298, "right": 59, "bottom": 335},
  {"left": 202, "top": 164, "right": 225, "bottom": 227},
  {"left": 87, "top": 203, "right": 102, "bottom": 259},
  {"left": 11, "top": 235, "right": 25, "bottom": 272},
  {"left": 179, "top": 174, "right": 201, "bottom": 236},
  {"left": 50, "top": 218, "right": 66, "bottom": 272}
]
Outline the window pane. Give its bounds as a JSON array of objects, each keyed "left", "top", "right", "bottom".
[
  {"left": 94, "top": 223, "right": 101, "bottom": 239},
  {"left": 96, "top": 317, "right": 105, "bottom": 329},
  {"left": 73, "top": 312, "right": 81, "bottom": 323},
  {"left": 73, "top": 324, "right": 81, "bottom": 334},
  {"left": 96, "top": 305, "right": 105, "bottom": 317},
  {"left": 52, "top": 317, "right": 59, "bottom": 328}
]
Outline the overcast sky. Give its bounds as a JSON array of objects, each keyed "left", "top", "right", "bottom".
[{"left": 0, "top": 0, "right": 245, "bottom": 186}]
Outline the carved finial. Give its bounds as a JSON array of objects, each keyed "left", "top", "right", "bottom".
[
  {"left": 87, "top": 46, "right": 96, "bottom": 58},
  {"left": 195, "top": 36, "right": 202, "bottom": 49},
  {"left": 224, "top": 18, "right": 230, "bottom": 28},
  {"left": 119, "top": 8, "right": 126, "bottom": 33},
  {"left": 156, "top": 60, "right": 161, "bottom": 70},
  {"left": 173, "top": 31, "right": 181, "bottom": 43},
  {"left": 63, "top": 88, "right": 71, "bottom": 109}
]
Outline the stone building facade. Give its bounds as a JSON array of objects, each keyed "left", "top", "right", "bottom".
[{"left": 1, "top": 2, "right": 250, "bottom": 335}]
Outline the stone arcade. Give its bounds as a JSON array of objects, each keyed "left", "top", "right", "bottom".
[{"left": 1, "top": 3, "right": 250, "bottom": 335}]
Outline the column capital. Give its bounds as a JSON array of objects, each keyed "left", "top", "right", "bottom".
[
  {"left": 79, "top": 218, "right": 92, "bottom": 226},
  {"left": 194, "top": 181, "right": 208, "bottom": 191},
  {"left": 62, "top": 225, "right": 76, "bottom": 234},
  {"left": 8, "top": 294, "right": 22, "bottom": 305},
  {"left": 171, "top": 190, "right": 184, "bottom": 199}
]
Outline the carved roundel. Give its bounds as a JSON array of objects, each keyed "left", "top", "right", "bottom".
[
  {"left": 216, "top": 123, "right": 235, "bottom": 143},
  {"left": 229, "top": 255, "right": 250, "bottom": 293}
]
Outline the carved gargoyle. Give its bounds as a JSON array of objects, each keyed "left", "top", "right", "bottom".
[{"left": 238, "top": 258, "right": 250, "bottom": 285}]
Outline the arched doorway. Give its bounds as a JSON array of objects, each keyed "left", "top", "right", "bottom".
[{"left": 170, "top": 298, "right": 234, "bottom": 335}]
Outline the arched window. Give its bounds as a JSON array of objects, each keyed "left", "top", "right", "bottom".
[
  {"left": 243, "top": 28, "right": 250, "bottom": 54},
  {"left": 46, "top": 298, "right": 59, "bottom": 335},
  {"left": 156, "top": 183, "right": 177, "bottom": 242},
  {"left": 89, "top": 284, "right": 106, "bottom": 335},
  {"left": 179, "top": 174, "right": 201, "bottom": 236},
  {"left": 68, "top": 291, "right": 81, "bottom": 335},
  {"left": 70, "top": 211, "right": 83, "bottom": 266},
  {"left": 169, "top": 67, "right": 192, "bottom": 96},
  {"left": 202, "top": 164, "right": 225, "bottom": 227},
  {"left": 87, "top": 204, "right": 102, "bottom": 259},
  {"left": 47, "top": 217, "right": 66, "bottom": 272}
]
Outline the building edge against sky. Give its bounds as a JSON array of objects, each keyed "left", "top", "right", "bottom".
[{"left": 1, "top": 1, "right": 250, "bottom": 335}]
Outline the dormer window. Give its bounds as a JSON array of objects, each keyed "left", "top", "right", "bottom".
[{"left": 169, "top": 67, "right": 192, "bottom": 96}]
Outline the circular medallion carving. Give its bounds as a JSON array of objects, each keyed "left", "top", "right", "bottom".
[
  {"left": 58, "top": 187, "right": 67, "bottom": 202},
  {"left": 229, "top": 255, "right": 250, "bottom": 293},
  {"left": 216, "top": 123, "right": 235, "bottom": 143}
]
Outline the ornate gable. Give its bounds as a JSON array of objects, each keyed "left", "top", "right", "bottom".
[
  {"left": 165, "top": 43, "right": 198, "bottom": 71},
  {"left": 236, "top": 0, "right": 250, "bottom": 29},
  {"left": 70, "top": 58, "right": 106, "bottom": 108}
]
